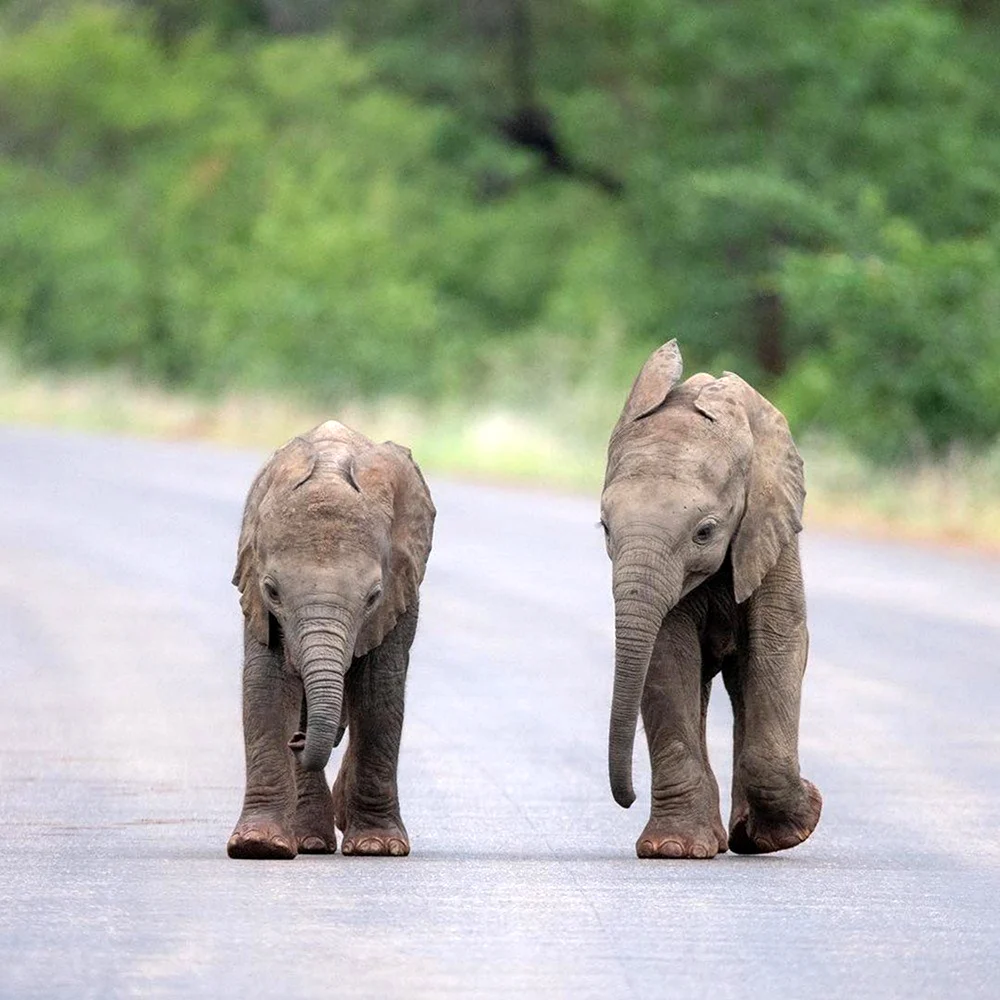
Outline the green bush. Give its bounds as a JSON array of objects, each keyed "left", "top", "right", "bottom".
[
  {"left": 1, "top": 0, "right": 999, "bottom": 461},
  {"left": 777, "top": 212, "right": 1000, "bottom": 457}
]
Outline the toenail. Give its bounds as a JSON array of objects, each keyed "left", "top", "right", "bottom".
[
  {"left": 692, "top": 845, "right": 708, "bottom": 859},
  {"left": 662, "top": 840, "right": 683, "bottom": 858}
]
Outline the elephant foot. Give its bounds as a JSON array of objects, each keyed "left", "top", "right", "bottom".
[
  {"left": 227, "top": 816, "right": 297, "bottom": 860},
  {"left": 637, "top": 814, "right": 728, "bottom": 860},
  {"left": 294, "top": 777, "right": 339, "bottom": 854},
  {"left": 332, "top": 762, "right": 408, "bottom": 855},
  {"left": 297, "top": 833, "right": 337, "bottom": 854},
  {"left": 729, "top": 778, "right": 822, "bottom": 855},
  {"left": 295, "top": 814, "right": 338, "bottom": 854},
  {"left": 341, "top": 822, "right": 410, "bottom": 857}
]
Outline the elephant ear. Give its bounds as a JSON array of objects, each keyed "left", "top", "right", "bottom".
[
  {"left": 619, "top": 339, "right": 684, "bottom": 423},
  {"left": 353, "top": 442, "right": 436, "bottom": 657},
  {"left": 232, "top": 436, "right": 317, "bottom": 647},
  {"left": 696, "top": 374, "right": 805, "bottom": 604}
]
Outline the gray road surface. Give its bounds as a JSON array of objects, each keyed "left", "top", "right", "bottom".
[{"left": 1, "top": 425, "right": 998, "bottom": 999}]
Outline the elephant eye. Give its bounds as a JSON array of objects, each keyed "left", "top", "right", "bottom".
[
  {"left": 262, "top": 579, "right": 280, "bottom": 604},
  {"left": 693, "top": 520, "right": 717, "bottom": 545},
  {"left": 365, "top": 585, "right": 383, "bottom": 611}
]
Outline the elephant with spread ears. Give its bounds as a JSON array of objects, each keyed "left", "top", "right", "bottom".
[
  {"left": 600, "top": 340, "right": 822, "bottom": 859},
  {"left": 227, "top": 420, "right": 435, "bottom": 860}
]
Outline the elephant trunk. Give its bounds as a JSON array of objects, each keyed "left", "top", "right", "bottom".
[
  {"left": 294, "top": 607, "right": 354, "bottom": 772},
  {"left": 609, "top": 544, "right": 681, "bottom": 808}
]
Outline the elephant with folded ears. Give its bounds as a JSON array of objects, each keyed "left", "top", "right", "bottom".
[
  {"left": 600, "top": 340, "right": 821, "bottom": 859},
  {"left": 227, "top": 420, "right": 435, "bottom": 859}
]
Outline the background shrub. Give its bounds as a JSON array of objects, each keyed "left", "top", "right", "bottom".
[{"left": 1, "top": 0, "right": 999, "bottom": 460}]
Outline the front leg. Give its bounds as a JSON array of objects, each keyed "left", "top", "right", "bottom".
[
  {"left": 291, "top": 700, "right": 339, "bottom": 854},
  {"left": 228, "top": 632, "right": 301, "bottom": 859},
  {"left": 637, "top": 604, "right": 726, "bottom": 859},
  {"left": 724, "top": 540, "right": 822, "bottom": 854},
  {"left": 332, "top": 605, "right": 417, "bottom": 857}
]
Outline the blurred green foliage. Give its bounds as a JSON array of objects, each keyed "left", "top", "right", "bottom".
[{"left": 1, "top": 0, "right": 999, "bottom": 460}]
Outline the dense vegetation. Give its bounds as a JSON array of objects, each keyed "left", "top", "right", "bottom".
[{"left": 1, "top": 0, "right": 999, "bottom": 460}]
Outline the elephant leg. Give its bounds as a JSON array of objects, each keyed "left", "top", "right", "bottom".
[
  {"left": 724, "top": 543, "right": 822, "bottom": 854},
  {"left": 332, "top": 605, "right": 416, "bottom": 857},
  {"left": 637, "top": 607, "right": 726, "bottom": 859},
  {"left": 228, "top": 634, "right": 300, "bottom": 859},
  {"left": 291, "top": 699, "right": 338, "bottom": 854},
  {"left": 699, "top": 672, "right": 729, "bottom": 854}
]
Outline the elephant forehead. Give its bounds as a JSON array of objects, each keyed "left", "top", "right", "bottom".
[
  {"left": 260, "top": 488, "right": 385, "bottom": 551},
  {"left": 611, "top": 414, "right": 746, "bottom": 484},
  {"left": 602, "top": 474, "right": 719, "bottom": 521}
]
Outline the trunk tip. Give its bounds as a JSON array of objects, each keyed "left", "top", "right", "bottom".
[
  {"left": 300, "top": 751, "right": 331, "bottom": 772},
  {"left": 610, "top": 771, "right": 636, "bottom": 809},
  {"left": 299, "top": 742, "right": 332, "bottom": 772},
  {"left": 610, "top": 737, "right": 637, "bottom": 808},
  {"left": 613, "top": 786, "right": 636, "bottom": 809}
]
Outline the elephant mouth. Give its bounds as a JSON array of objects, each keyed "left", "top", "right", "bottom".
[{"left": 680, "top": 570, "right": 711, "bottom": 599}]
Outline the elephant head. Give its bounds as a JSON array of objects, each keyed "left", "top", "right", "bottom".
[
  {"left": 600, "top": 341, "right": 804, "bottom": 808},
  {"left": 233, "top": 421, "right": 435, "bottom": 772}
]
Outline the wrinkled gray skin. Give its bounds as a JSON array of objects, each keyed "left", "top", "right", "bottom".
[
  {"left": 227, "top": 421, "right": 435, "bottom": 860},
  {"left": 601, "top": 340, "right": 822, "bottom": 859}
]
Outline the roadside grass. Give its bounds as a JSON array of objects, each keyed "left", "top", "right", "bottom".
[
  {"left": 2, "top": 361, "right": 999, "bottom": 552},
  {"left": 802, "top": 436, "right": 1000, "bottom": 551},
  {"left": 0, "top": 361, "right": 606, "bottom": 487}
]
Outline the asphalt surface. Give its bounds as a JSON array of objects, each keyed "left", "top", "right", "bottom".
[{"left": 1, "top": 425, "right": 998, "bottom": 999}]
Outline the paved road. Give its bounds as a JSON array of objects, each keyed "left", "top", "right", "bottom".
[{"left": 1, "top": 425, "right": 998, "bottom": 999}]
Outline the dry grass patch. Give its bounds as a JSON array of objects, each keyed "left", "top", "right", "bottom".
[{"left": 3, "top": 364, "right": 999, "bottom": 552}]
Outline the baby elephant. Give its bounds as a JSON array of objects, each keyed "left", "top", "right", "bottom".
[
  {"left": 228, "top": 421, "right": 435, "bottom": 859},
  {"left": 601, "top": 340, "right": 821, "bottom": 859}
]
